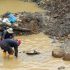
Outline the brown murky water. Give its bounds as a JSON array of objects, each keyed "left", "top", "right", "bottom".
[
  {"left": 0, "top": 0, "right": 70, "bottom": 70},
  {"left": 0, "top": 33, "right": 70, "bottom": 70}
]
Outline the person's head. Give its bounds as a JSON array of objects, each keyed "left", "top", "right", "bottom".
[
  {"left": 17, "top": 39, "right": 21, "bottom": 46},
  {"left": 7, "top": 28, "right": 13, "bottom": 33}
]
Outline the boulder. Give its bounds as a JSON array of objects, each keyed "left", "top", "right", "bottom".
[
  {"left": 63, "top": 53, "right": 70, "bottom": 61},
  {"left": 52, "top": 48, "right": 64, "bottom": 58}
]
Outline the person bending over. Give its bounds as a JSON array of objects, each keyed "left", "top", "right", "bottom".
[{"left": 0, "top": 39, "right": 21, "bottom": 58}]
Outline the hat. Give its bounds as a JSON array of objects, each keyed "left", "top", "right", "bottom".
[{"left": 7, "top": 28, "right": 13, "bottom": 33}]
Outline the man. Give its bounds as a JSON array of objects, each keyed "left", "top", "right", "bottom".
[
  {"left": 0, "top": 39, "right": 21, "bottom": 58},
  {"left": 1, "top": 28, "right": 14, "bottom": 40}
]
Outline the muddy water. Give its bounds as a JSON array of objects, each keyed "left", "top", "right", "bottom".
[
  {"left": 0, "top": 33, "right": 70, "bottom": 70},
  {"left": 0, "top": 0, "right": 70, "bottom": 70}
]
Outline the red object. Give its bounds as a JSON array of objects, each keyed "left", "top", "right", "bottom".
[
  {"left": 19, "top": 32, "right": 22, "bottom": 35},
  {"left": 17, "top": 39, "right": 21, "bottom": 46}
]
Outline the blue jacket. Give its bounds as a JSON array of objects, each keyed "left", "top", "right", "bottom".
[
  {"left": 8, "top": 14, "right": 17, "bottom": 23},
  {"left": 0, "top": 39, "right": 18, "bottom": 47}
]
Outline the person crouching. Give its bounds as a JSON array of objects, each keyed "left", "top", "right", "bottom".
[{"left": 0, "top": 39, "right": 21, "bottom": 58}]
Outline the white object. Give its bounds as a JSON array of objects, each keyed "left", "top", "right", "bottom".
[
  {"left": 2, "top": 18, "right": 11, "bottom": 26},
  {"left": 3, "top": 18, "right": 10, "bottom": 23},
  {"left": 7, "top": 28, "right": 13, "bottom": 33}
]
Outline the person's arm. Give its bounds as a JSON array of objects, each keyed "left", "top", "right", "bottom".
[
  {"left": 12, "top": 33, "right": 15, "bottom": 40},
  {"left": 1, "top": 32, "right": 3, "bottom": 40},
  {"left": 1, "top": 30, "right": 6, "bottom": 40},
  {"left": 14, "top": 46, "right": 18, "bottom": 57}
]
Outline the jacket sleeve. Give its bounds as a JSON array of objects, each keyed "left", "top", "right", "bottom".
[{"left": 1, "top": 30, "right": 6, "bottom": 40}]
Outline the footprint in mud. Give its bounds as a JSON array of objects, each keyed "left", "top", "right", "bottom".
[{"left": 58, "top": 66, "right": 65, "bottom": 70}]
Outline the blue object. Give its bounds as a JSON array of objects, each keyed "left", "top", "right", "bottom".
[
  {"left": 8, "top": 14, "right": 17, "bottom": 23},
  {"left": 2, "top": 39, "right": 18, "bottom": 47}
]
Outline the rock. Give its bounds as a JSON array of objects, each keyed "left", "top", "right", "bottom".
[
  {"left": 26, "top": 50, "right": 40, "bottom": 55},
  {"left": 63, "top": 53, "right": 70, "bottom": 61},
  {"left": 52, "top": 48, "right": 64, "bottom": 58},
  {"left": 68, "top": 34, "right": 70, "bottom": 39},
  {"left": 58, "top": 66, "right": 65, "bottom": 70}
]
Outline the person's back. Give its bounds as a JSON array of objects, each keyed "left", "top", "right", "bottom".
[{"left": 4, "top": 39, "right": 18, "bottom": 47}]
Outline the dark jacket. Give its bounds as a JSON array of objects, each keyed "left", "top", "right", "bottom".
[
  {"left": 1, "top": 30, "right": 14, "bottom": 40},
  {"left": 0, "top": 39, "right": 18, "bottom": 57}
]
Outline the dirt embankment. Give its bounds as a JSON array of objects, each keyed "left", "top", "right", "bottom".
[{"left": 34, "top": 0, "right": 70, "bottom": 38}]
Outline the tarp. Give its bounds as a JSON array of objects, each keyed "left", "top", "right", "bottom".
[{"left": 8, "top": 14, "right": 17, "bottom": 23}]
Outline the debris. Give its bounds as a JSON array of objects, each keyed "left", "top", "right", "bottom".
[{"left": 26, "top": 50, "right": 40, "bottom": 55}]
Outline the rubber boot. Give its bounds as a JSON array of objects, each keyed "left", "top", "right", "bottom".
[
  {"left": 2, "top": 52, "right": 6, "bottom": 58},
  {"left": 9, "top": 55, "right": 14, "bottom": 59}
]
